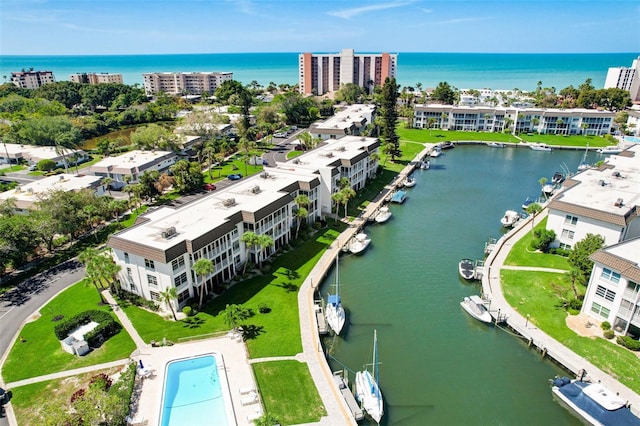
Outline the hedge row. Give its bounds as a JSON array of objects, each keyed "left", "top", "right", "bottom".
[
  {"left": 54, "top": 310, "right": 121, "bottom": 348},
  {"left": 617, "top": 335, "right": 640, "bottom": 351}
]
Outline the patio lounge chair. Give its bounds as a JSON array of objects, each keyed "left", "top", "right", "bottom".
[
  {"left": 126, "top": 415, "right": 145, "bottom": 425},
  {"left": 240, "top": 392, "right": 259, "bottom": 406},
  {"left": 247, "top": 409, "right": 263, "bottom": 422}
]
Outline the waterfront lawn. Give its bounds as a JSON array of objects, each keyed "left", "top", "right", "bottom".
[
  {"left": 398, "top": 127, "right": 518, "bottom": 144},
  {"left": 501, "top": 269, "right": 640, "bottom": 394},
  {"left": 504, "top": 217, "right": 570, "bottom": 270},
  {"left": 123, "top": 225, "right": 345, "bottom": 358},
  {"left": 518, "top": 133, "right": 609, "bottom": 147},
  {"left": 1, "top": 282, "right": 136, "bottom": 383},
  {"left": 253, "top": 360, "right": 326, "bottom": 425}
]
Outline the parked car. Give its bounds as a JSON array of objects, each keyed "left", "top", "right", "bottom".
[
  {"left": 273, "top": 132, "right": 287, "bottom": 138},
  {"left": 290, "top": 125, "right": 298, "bottom": 131},
  {"left": 228, "top": 173, "right": 243, "bottom": 180},
  {"left": 203, "top": 183, "right": 217, "bottom": 191}
]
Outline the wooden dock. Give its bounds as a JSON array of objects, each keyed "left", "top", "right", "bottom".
[
  {"left": 333, "top": 371, "right": 364, "bottom": 421},
  {"left": 315, "top": 301, "right": 328, "bottom": 335}
]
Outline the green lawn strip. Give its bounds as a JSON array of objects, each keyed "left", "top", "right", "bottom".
[
  {"left": 204, "top": 155, "right": 264, "bottom": 184},
  {"left": 500, "top": 269, "right": 640, "bottom": 393},
  {"left": 518, "top": 133, "right": 610, "bottom": 147},
  {"left": 398, "top": 127, "right": 519, "bottom": 144},
  {"left": 253, "top": 360, "right": 326, "bottom": 425},
  {"left": 504, "top": 217, "right": 570, "bottom": 270},
  {"left": 2, "top": 282, "right": 136, "bottom": 383},
  {"left": 125, "top": 226, "right": 345, "bottom": 358}
]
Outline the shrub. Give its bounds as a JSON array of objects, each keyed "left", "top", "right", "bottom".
[
  {"left": 601, "top": 321, "right": 611, "bottom": 330},
  {"left": 182, "top": 306, "right": 193, "bottom": 316},
  {"left": 54, "top": 310, "right": 121, "bottom": 348},
  {"left": 603, "top": 329, "right": 615, "bottom": 340},
  {"left": 616, "top": 335, "right": 640, "bottom": 351},
  {"left": 532, "top": 228, "right": 556, "bottom": 252},
  {"left": 89, "top": 373, "right": 113, "bottom": 391},
  {"left": 70, "top": 388, "right": 86, "bottom": 404},
  {"left": 568, "top": 298, "right": 583, "bottom": 311},
  {"left": 548, "top": 247, "right": 570, "bottom": 257}
]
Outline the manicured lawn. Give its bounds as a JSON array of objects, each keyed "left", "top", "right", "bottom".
[
  {"left": 518, "top": 133, "right": 610, "bottom": 147},
  {"left": 1, "top": 282, "right": 136, "bottom": 383},
  {"left": 253, "top": 360, "right": 326, "bottom": 425},
  {"left": 124, "top": 225, "right": 345, "bottom": 358},
  {"left": 504, "top": 217, "right": 570, "bottom": 270},
  {"left": 204, "top": 155, "right": 263, "bottom": 183},
  {"left": 398, "top": 127, "right": 519, "bottom": 144},
  {"left": 500, "top": 269, "right": 640, "bottom": 393}
]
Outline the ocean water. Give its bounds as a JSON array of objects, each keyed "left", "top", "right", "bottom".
[{"left": 0, "top": 52, "right": 636, "bottom": 91}]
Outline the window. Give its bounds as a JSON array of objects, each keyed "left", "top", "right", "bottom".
[
  {"left": 124, "top": 252, "right": 129, "bottom": 263},
  {"left": 145, "top": 259, "right": 155, "bottom": 270},
  {"left": 559, "top": 243, "right": 572, "bottom": 250},
  {"left": 147, "top": 274, "right": 158, "bottom": 286},
  {"left": 178, "top": 289, "right": 190, "bottom": 304},
  {"left": 171, "top": 257, "right": 185, "bottom": 271},
  {"left": 564, "top": 215, "right": 578, "bottom": 225},
  {"left": 590, "top": 302, "right": 610, "bottom": 319},
  {"left": 150, "top": 291, "right": 160, "bottom": 301},
  {"left": 601, "top": 268, "right": 621, "bottom": 284},
  {"left": 561, "top": 229, "right": 575, "bottom": 240},
  {"left": 174, "top": 272, "right": 188, "bottom": 287},
  {"left": 595, "top": 285, "right": 616, "bottom": 302}
]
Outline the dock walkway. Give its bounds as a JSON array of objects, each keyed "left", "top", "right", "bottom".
[{"left": 481, "top": 209, "right": 640, "bottom": 416}]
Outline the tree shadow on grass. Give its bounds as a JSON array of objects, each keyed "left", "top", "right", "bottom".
[
  {"left": 241, "top": 324, "right": 264, "bottom": 341},
  {"left": 274, "top": 282, "right": 299, "bottom": 293},
  {"left": 182, "top": 316, "right": 205, "bottom": 329},
  {"left": 276, "top": 268, "right": 300, "bottom": 280}
]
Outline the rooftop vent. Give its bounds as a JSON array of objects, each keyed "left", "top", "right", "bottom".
[
  {"left": 337, "top": 146, "right": 346, "bottom": 152},
  {"left": 615, "top": 198, "right": 624, "bottom": 207},
  {"left": 324, "top": 152, "right": 334, "bottom": 158},
  {"left": 612, "top": 171, "right": 621, "bottom": 178},
  {"left": 260, "top": 171, "right": 269, "bottom": 179},
  {"left": 223, "top": 198, "right": 236, "bottom": 207},
  {"left": 292, "top": 159, "right": 301, "bottom": 164},
  {"left": 161, "top": 226, "right": 177, "bottom": 239},
  {"left": 598, "top": 179, "right": 606, "bottom": 187},
  {"left": 251, "top": 185, "right": 261, "bottom": 194}
]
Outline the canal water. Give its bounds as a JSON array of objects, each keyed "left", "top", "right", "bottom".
[{"left": 320, "top": 145, "right": 596, "bottom": 425}]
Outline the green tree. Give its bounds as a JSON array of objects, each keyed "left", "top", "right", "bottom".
[
  {"left": 256, "top": 234, "right": 274, "bottom": 268},
  {"left": 568, "top": 233, "right": 605, "bottom": 284},
  {"left": 378, "top": 77, "right": 401, "bottom": 161},
  {"left": 79, "top": 248, "right": 110, "bottom": 304},
  {"left": 431, "top": 81, "right": 458, "bottom": 105},
  {"left": 335, "top": 83, "right": 366, "bottom": 104},
  {"left": 192, "top": 257, "right": 215, "bottom": 309},
  {"left": 159, "top": 287, "right": 179, "bottom": 321},
  {"left": 131, "top": 123, "right": 181, "bottom": 151},
  {"left": 223, "top": 303, "right": 250, "bottom": 332},
  {"left": 566, "top": 268, "right": 581, "bottom": 300},
  {"left": 241, "top": 231, "right": 259, "bottom": 273},
  {"left": 525, "top": 202, "right": 543, "bottom": 235},
  {"left": 170, "top": 160, "right": 203, "bottom": 194}
]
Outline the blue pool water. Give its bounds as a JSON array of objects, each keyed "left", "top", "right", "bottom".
[
  {"left": 623, "top": 136, "right": 640, "bottom": 143},
  {"left": 160, "top": 354, "right": 229, "bottom": 426}
]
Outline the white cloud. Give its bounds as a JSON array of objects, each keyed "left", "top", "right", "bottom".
[{"left": 328, "top": 1, "right": 416, "bottom": 20}]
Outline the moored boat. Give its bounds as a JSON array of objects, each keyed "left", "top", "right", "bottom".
[
  {"left": 500, "top": 210, "right": 520, "bottom": 227},
  {"left": 550, "top": 377, "right": 640, "bottom": 426},
  {"left": 420, "top": 160, "right": 430, "bottom": 169},
  {"left": 460, "top": 295, "right": 492, "bottom": 323},
  {"left": 522, "top": 196, "right": 538, "bottom": 210},
  {"left": 348, "top": 232, "right": 371, "bottom": 255},
  {"left": 390, "top": 190, "right": 407, "bottom": 204},
  {"left": 542, "top": 183, "right": 555, "bottom": 196},
  {"left": 430, "top": 146, "right": 442, "bottom": 157},
  {"left": 552, "top": 171, "right": 566, "bottom": 185},
  {"left": 486, "top": 142, "right": 505, "bottom": 148},
  {"left": 402, "top": 176, "right": 416, "bottom": 188},
  {"left": 530, "top": 143, "right": 552, "bottom": 152},
  {"left": 374, "top": 206, "right": 392, "bottom": 224},
  {"left": 325, "top": 257, "right": 346, "bottom": 335},
  {"left": 355, "top": 330, "right": 384, "bottom": 424},
  {"left": 597, "top": 146, "right": 623, "bottom": 155},
  {"left": 458, "top": 258, "right": 476, "bottom": 280},
  {"left": 440, "top": 141, "right": 455, "bottom": 150}
]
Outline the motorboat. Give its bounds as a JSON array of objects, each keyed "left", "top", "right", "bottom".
[
  {"left": 551, "top": 171, "right": 566, "bottom": 185},
  {"left": 542, "top": 183, "right": 555, "bottom": 196},
  {"left": 530, "top": 143, "right": 552, "bottom": 152},
  {"left": 325, "top": 258, "right": 346, "bottom": 335},
  {"left": 402, "top": 176, "right": 416, "bottom": 188},
  {"left": 550, "top": 377, "right": 640, "bottom": 426},
  {"left": 486, "top": 142, "right": 505, "bottom": 148},
  {"left": 348, "top": 233, "right": 371, "bottom": 255},
  {"left": 420, "top": 160, "right": 430, "bottom": 169},
  {"left": 577, "top": 145, "right": 590, "bottom": 171},
  {"left": 460, "top": 295, "right": 492, "bottom": 323},
  {"left": 390, "top": 190, "right": 407, "bottom": 204},
  {"left": 374, "top": 206, "right": 392, "bottom": 224},
  {"left": 440, "top": 141, "right": 455, "bottom": 150},
  {"left": 458, "top": 258, "right": 476, "bottom": 280},
  {"left": 522, "top": 196, "right": 538, "bottom": 210},
  {"left": 597, "top": 146, "right": 623, "bottom": 155},
  {"left": 500, "top": 210, "right": 520, "bottom": 227},
  {"left": 355, "top": 330, "right": 384, "bottom": 424},
  {"left": 430, "top": 146, "right": 442, "bottom": 157}
]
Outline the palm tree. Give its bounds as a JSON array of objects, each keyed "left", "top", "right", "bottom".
[
  {"left": 331, "top": 191, "right": 345, "bottom": 219},
  {"left": 223, "top": 303, "right": 250, "bottom": 332},
  {"left": 556, "top": 118, "right": 564, "bottom": 135},
  {"left": 294, "top": 207, "right": 308, "bottom": 239},
  {"left": 192, "top": 258, "right": 214, "bottom": 309},
  {"left": 336, "top": 187, "right": 355, "bottom": 218},
  {"left": 580, "top": 122, "right": 589, "bottom": 136},
  {"left": 525, "top": 202, "right": 542, "bottom": 236},
  {"left": 79, "top": 248, "right": 109, "bottom": 304},
  {"left": 338, "top": 177, "right": 350, "bottom": 190},
  {"left": 566, "top": 268, "right": 581, "bottom": 300},
  {"left": 159, "top": 287, "right": 179, "bottom": 321},
  {"left": 539, "top": 177, "right": 548, "bottom": 200},
  {"left": 102, "top": 177, "right": 113, "bottom": 196},
  {"left": 256, "top": 234, "right": 274, "bottom": 268},
  {"left": 240, "top": 231, "right": 259, "bottom": 273},
  {"left": 440, "top": 112, "right": 448, "bottom": 129}
]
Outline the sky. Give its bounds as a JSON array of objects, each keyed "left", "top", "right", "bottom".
[{"left": 1, "top": 0, "right": 639, "bottom": 55}]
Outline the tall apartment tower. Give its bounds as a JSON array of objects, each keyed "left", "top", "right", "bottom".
[
  {"left": 299, "top": 48, "right": 398, "bottom": 96},
  {"left": 604, "top": 56, "right": 640, "bottom": 102},
  {"left": 10, "top": 70, "right": 56, "bottom": 89},
  {"left": 70, "top": 73, "right": 124, "bottom": 84},
  {"left": 142, "top": 72, "right": 234, "bottom": 96}
]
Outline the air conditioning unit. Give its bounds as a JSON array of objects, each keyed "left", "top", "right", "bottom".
[
  {"left": 292, "top": 159, "right": 300, "bottom": 164},
  {"left": 612, "top": 171, "right": 621, "bottom": 178},
  {"left": 615, "top": 198, "right": 624, "bottom": 207},
  {"left": 223, "top": 198, "right": 236, "bottom": 207},
  {"left": 337, "top": 146, "right": 346, "bottom": 152},
  {"left": 260, "top": 172, "right": 269, "bottom": 179},
  {"left": 251, "top": 186, "right": 261, "bottom": 194},
  {"left": 598, "top": 179, "right": 606, "bottom": 187},
  {"left": 161, "top": 226, "right": 176, "bottom": 238},
  {"left": 325, "top": 152, "right": 334, "bottom": 158}
]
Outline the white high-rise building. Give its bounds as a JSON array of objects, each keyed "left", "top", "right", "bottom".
[
  {"left": 142, "top": 72, "right": 233, "bottom": 96},
  {"left": 604, "top": 56, "right": 640, "bottom": 102},
  {"left": 10, "top": 70, "right": 56, "bottom": 89}
]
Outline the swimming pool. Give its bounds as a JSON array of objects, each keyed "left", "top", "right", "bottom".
[
  {"left": 623, "top": 136, "right": 640, "bottom": 143},
  {"left": 160, "top": 354, "right": 235, "bottom": 426}
]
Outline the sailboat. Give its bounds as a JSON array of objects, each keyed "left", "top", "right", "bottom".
[
  {"left": 355, "top": 330, "right": 384, "bottom": 424},
  {"left": 325, "top": 257, "right": 346, "bottom": 335},
  {"left": 577, "top": 144, "right": 590, "bottom": 171}
]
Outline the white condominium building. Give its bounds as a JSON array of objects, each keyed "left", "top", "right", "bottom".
[
  {"left": 582, "top": 237, "right": 640, "bottom": 339},
  {"left": 309, "top": 104, "right": 376, "bottom": 140},
  {"left": 88, "top": 150, "right": 178, "bottom": 189},
  {"left": 142, "top": 72, "right": 234, "bottom": 96},
  {"left": 413, "top": 104, "right": 614, "bottom": 136},
  {"left": 299, "top": 48, "right": 397, "bottom": 96},
  {"left": 604, "top": 56, "right": 640, "bottom": 102},
  {"left": 107, "top": 135, "right": 379, "bottom": 310},
  {"left": 546, "top": 145, "right": 640, "bottom": 250},
  {"left": 70, "top": 73, "right": 124, "bottom": 85},
  {"left": 10, "top": 70, "right": 56, "bottom": 89}
]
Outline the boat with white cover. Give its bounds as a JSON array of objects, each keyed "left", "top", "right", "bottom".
[
  {"left": 530, "top": 143, "right": 552, "bottom": 152},
  {"left": 500, "top": 210, "right": 520, "bottom": 227},
  {"left": 551, "top": 377, "right": 640, "bottom": 426},
  {"left": 486, "top": 142, "right": 505, "bottom": 148},
  {"left": 458, "top": 259, "right": 476, "bottom": 280},
  {"left": 390, "top": 190, "right": 407, "bottom": 204},
  {"left": 374, "top": 206, "right": 392, "bottom": 224},
  {"left": 325, "top": 257, "right": 346, "bottom": 335},
  {"left": 402, "top": 176, "right": 416, "bottom": 188},
  {"left": 460, "top": 295, "right": 492, "bottom": 323},
  {"left": 355, "top": 330, "right": 384, "bottom": 425},
  {"left": 597, "top": 146, "right": 623, "bottom": 155},
  {"left": 420, "top": 160, "right": 430, "bottom": 169},
  {"left": 349, "top": 233, "right": 371, "bottom": 255}
]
